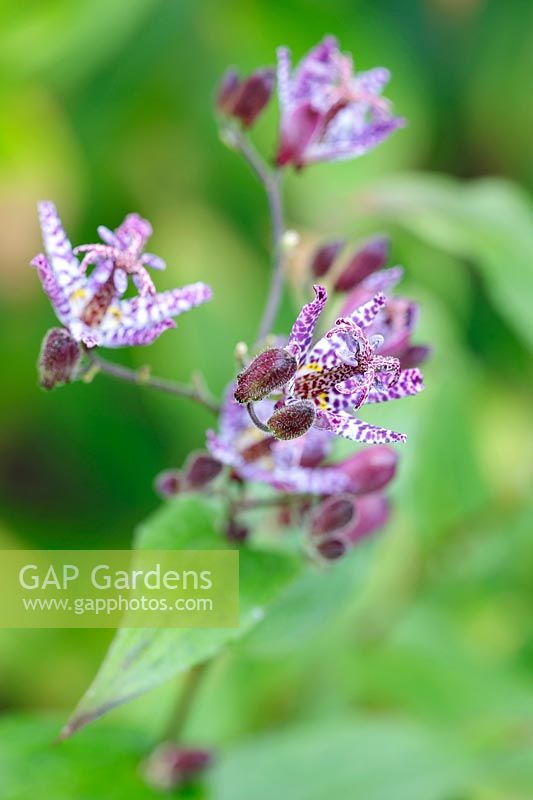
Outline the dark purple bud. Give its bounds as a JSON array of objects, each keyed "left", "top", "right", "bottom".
[
  {"left": 345, "top": 493, "right": 390, "bottom": 544},
  {"left": 183, "top": 452, "right": 223, "bottom": 489},
  {"left": 38, "top": 327, "right": 81, "bottom": 390},
  {"left": 217, "top": 68, "right": 275, "bottom": 128},
  {"left": 231, "top": 68, "right": 275, "bottom": 128},
  {"left": 400, "top": 345, "right": 431, "bottom": 370},
  {"left": 144, "top": 743, "right": 213, "bottom": 791},
  {"left": 338, "top": 446, "right": 398, "bottom": 494},
  {"left": 267, "top": 400, "right": 316, "bottom": 440},
  {"left": 333, "top": 236, "right": 390, "bottom": 292},
  {"left": 310, "top": 239, "right": 345, "bottom": 278},
  {"left": 154, "top": 469, "right": 182, "bottom": 499},
  {"left": 234, "top": 348, "right": 297, "bottom": 404},
  {"left": 226, "top": 518, "right": 249, "bottom": 544},
  {"left": 316, "top": 537, "right": 347, "bottom": 561},
  {"left": 311, "top": 495, "right": 356, "bottom": 537},
  {"left": 216, "top": 69, "right": 241, "bottom": 112}
]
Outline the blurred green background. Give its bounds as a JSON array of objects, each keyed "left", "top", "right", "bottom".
[{"left": 0, "top": 0, "right": 532, "bottom": 797}]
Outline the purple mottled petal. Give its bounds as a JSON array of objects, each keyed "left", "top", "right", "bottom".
[
  {"left": 352, "top": 67, "right": 391, "bottom": 96},
  {"left": 288, "top": 284, "right": 327, "bottom": 363},
  {"left": 339, "top": 267, "right": 404, "bottom": 316},
  {"left": 350, "top": 292, "right": 387, "bottom": 328},
  {"left": 38, "top": 201, "right": 82, "bottom": 295},
  {"left": 116, "top": 213, "right": 152, "bottom": 249},
  {"left": 306, "top": 116, "right": 405, "bottom": 165},
  {"left": 276, "top": 46, "right": 292, "bottom": 109},
  {"left": 87, "top": 259, "right": 114, "bottom": 292},
  {"left": 218, "top": 386, "right": 255, "bottom": 441},
  {"left": 366, "top": 368, "right": 424, "bottom": 403},
  {"left": 316, "top": 409, "right": 407, "bottom": 444},
  {"left": 290, "top": 36, "right": 340, "bottom": 106},
  {"left": 264, "top": 463, "right": 351, "bottom": 495},
  {"left": 362, "top": 267, "right": 404, "bottom": 295},
  {"left": 206, "top": 430, "right": 239, "bottom": 470},
  {"left": 31, "top": 254, "right": 72, "bottom": 325},
  {"left": 113, "top": 268, "right": 128, "bottom": 294},
  {"left": 116, "top": 282, "right": 212, "bottom": 328},
  {"left": 99, "top": 318, "right": 176, "bottom": 348},
  {"left": 277, "top": 103, "right": 323, "bottom": 167},
  {"left": 97, "top": 225, "right": 119, "bottom": 246},
  {"left": 298, "top": 427, "right": 332, "bottom": 467},
  {"left": 142, "top": 253, "right": 166, "bottom": 271}
]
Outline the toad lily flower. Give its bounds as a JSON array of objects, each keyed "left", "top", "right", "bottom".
[
  {"left": 208, "top": 386, "right": 398, "bottom": 496},
  {"left": 276, "top": 35, "right": 404, "bottom": 168},
  {"left": 236, "top": 285, "right": 424, "bottom": 444},
  {"left": 32, "top": 202, "right": 212, "bottom": 348}
]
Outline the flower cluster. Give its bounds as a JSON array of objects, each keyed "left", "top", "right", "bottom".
[
  {"left": 34, "top": 35, "right": 426, "bottom": 568},
  {"left": 233, "top": 275, "right": 425, "bottom": 446}
]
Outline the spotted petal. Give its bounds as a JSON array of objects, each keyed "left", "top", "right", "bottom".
[
  {"left": 31, "top": 254, "right": 73, "bottom": 325},
  {"left": 37, "top": 202, "right": 82, "bottom": 296},
  {"left": 366, "top": 368, "right": 425, "bottom": 403},
  {"left": 349, "top": 292, "right": 387, "bottom": 328},
  {"left": 316, "top": 409, "right": 407, "bottom": 444},
  {"left": 115, "top": 282, "right": 212, "bottom": 329},
  {"left": 288, "top": 284, "right": 327, "bottom": 363}
]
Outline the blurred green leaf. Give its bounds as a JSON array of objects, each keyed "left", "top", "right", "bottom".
[
  {"left": 64, "top": 495, "right": 300, "bottom": 736},
  {"left": 245, "top": 540, "right": 373, "bottom": 658},
  {"left": 351, "top": 174, "right": 533, "bottom": 347},
  {"left": 0, "top": 716, "right": 165, "bottom": 800},
  {"left": 209, "top": 716, "right": 474, "bottom": 800}
]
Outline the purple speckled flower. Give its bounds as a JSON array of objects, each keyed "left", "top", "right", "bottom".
[
  {"left": 208, "top": 387, "right": 349, "bottom": 495},
  {"left": 31, "top": 202, "right": 212, "bottom": 349},
  {"left": 340, "top": 266, "right": 431, "bottom": 370},
  {"left": 208, "top": 386, "right": 399, "bottom": 497},
  {"left": 276, "top": 36, "right": 404, "bottom": 168},
  {"left": 278, "top": 285, "right": 424, "bottom": 444}
]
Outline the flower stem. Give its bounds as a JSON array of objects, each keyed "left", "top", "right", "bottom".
[
  {"left": 246, "top": 401, "right": 271, "bottom": 433},
  {"left": 84, "top": 350, "right": 220, "bottom": 414},
  {"left": 230, "top": 129, "right": 285, "bottom": 343},
  {"left": 163, "top": 661, "right": 210, "bottom": 742}
]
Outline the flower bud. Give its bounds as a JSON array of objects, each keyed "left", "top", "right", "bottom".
[
  {"left": 338, "top": 446, "right": 398, "bottom": 494},
  {"left": 345, "top": 493, "right": 390, "bottom": 544},
  {"left": 234, "top": 348, "right": 297, "bottom": 404},
  {"left": 333, "top": 236, "right": 389, "bottom": 292},
  {"left": 144, "top": 743, "right": 212, "bottom": 791},
  {"left": 316, "top": 537, "right": 347, "bottom": 561},
  {"left": 154, "top": 469, "right": 182, "bottom": 499},
  {"left": 311, "top": 495, "right": 356, "bottom": 537},
  {"left": 225, "top": 518, "right": 249, "bottom": 543},
  {"left": 217, "top": 68, "right": 275, "bottom": 128},
  {"left": 310, "top": 239, "right": 345, "bottom": 278},
  {"left": 267, "top": 400, "right": 316, "bottom": 440},
  {"left": 38, "top": 328, "right": 81, "bottom": 390},
  {"left": 183, "top": 452, "right": 223, "bottom": 489}
]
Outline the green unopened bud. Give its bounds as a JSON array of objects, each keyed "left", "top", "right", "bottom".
[
  {"left": 234, "top": 348, "right": 297, "bottom": 404},
  {"left": 267, "top": 400, "right": 316, "bottom": 440}
]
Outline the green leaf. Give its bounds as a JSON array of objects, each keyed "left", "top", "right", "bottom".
[
  {"left": 64, "top": 495, "right": 299, "bottom": 737},
  {"left": 0, "top": 716, "right": 169, "bottom": 800},
  {"left": 245, "top": 541, "right": 374, "bottom": 658},
  {"left": 353, "top": 173, "right": 533, "bottom": 347},
  {"left": 209, "top": 717, "right": 474, "bottom": 800}
]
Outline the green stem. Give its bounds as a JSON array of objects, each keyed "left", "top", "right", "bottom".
[
  {"left": 84, "top": 350, "right": 220, "bottom": 415},
  {"left": 163, "top": 661, "right": 210, "bottom": 742}
]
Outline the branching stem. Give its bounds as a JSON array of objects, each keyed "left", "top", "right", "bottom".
[{"left": 84, "top": 350, "right": 220, "bottom": 414}]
